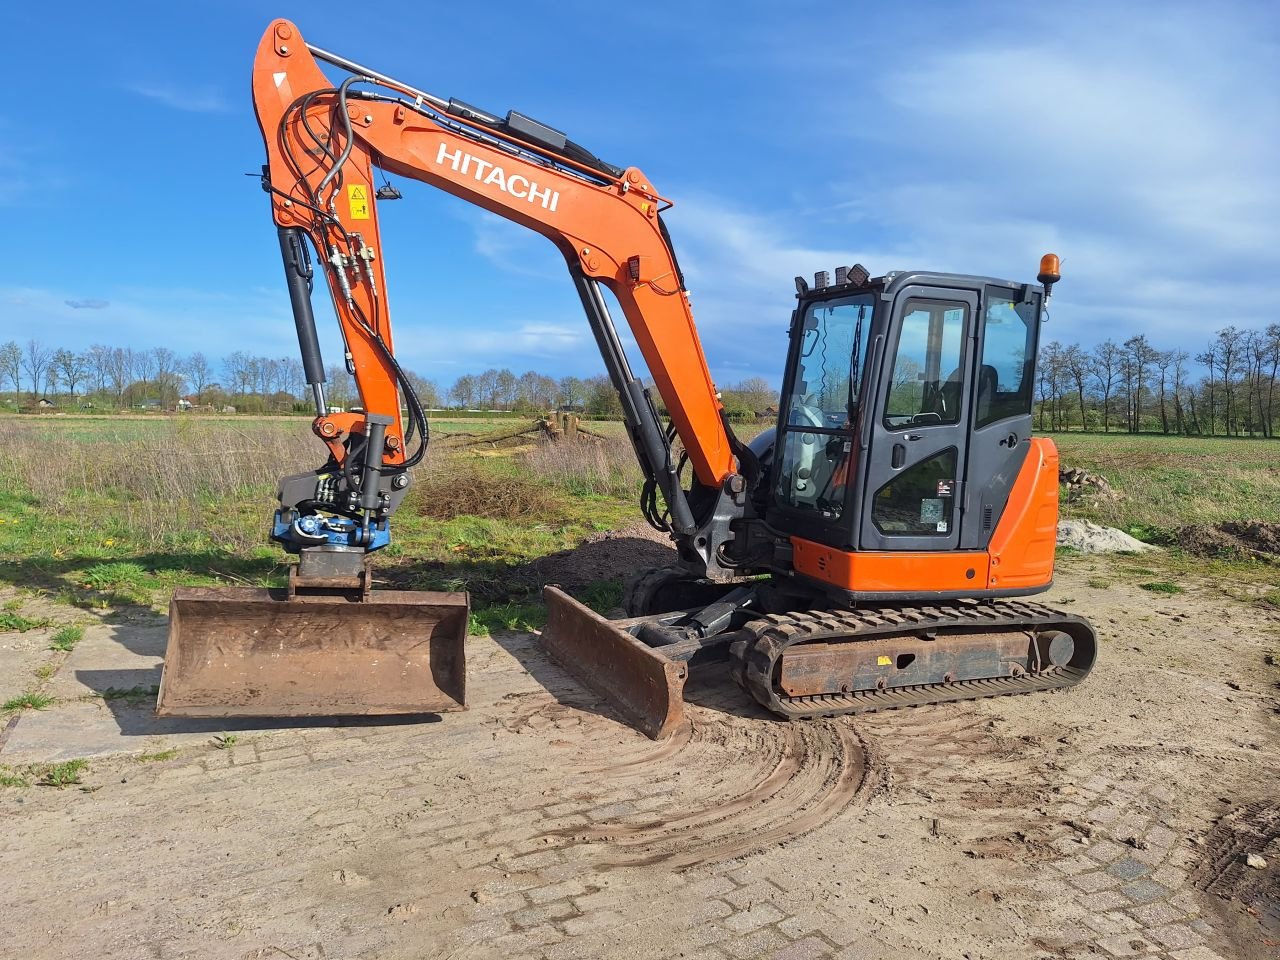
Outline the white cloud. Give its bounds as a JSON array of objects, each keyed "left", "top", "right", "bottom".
[
  {"left": 126, "top": 82, "right": 230, "bottom": 113},
  {"left": 661, "top": 1, "right": 1279, "bottom": 362}
]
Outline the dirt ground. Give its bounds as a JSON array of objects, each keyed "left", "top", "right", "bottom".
[{"left": 1, "top": 554, "right": 1278, "bottom": 960}]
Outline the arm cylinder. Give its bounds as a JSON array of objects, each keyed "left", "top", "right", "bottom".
[{"left": 277, "top": 227, "right": 327, "bottom": 410}]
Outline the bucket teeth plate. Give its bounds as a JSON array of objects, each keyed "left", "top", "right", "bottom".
[
  {"left": 157, "top": 587, "right": 469, "bottom": 717},
  {"left": 538, "top": 586, "right": 687, "bottom": 740}
]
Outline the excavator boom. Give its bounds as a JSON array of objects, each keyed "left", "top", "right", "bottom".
[{"left": 160, "top": 19, "right": 750, "bottom": 721}]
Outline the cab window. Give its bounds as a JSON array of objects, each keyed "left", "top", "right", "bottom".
[
  {"left": 976, "top": 294, "right": 1036, "bottom": 427},
  {"left": 883, "top": 299, "right": 968, "bottom": 428}
]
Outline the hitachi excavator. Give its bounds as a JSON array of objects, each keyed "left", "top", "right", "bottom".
[{"left": 157, "top": 19, "right": 1097, "bottom": 738}]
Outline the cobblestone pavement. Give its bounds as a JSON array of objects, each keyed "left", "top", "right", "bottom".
[{"left": 1, "top": 567, "right": 1277, "bottom": 959}]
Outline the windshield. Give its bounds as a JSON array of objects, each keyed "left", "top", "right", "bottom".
[
  {"left": 774, "top": 294, "right": 875, "bottom": 519},
  {"left": 785, "top": 294, "right": 874, "bottom": 430}
]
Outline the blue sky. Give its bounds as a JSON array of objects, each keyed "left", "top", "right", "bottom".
[{"left": 2, "top": 0, "right": 1277, "bottom": 389}]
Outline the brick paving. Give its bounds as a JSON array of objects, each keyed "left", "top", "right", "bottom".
[{"left": 0, "top": 616, "right": 1269, "bottom": 959}]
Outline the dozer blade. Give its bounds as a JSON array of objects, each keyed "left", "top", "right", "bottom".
[
  {"left": 539, "top": 586, "right": 688, "bottom": 740},
  {"left": 156, "top": 587, "right": 469, "bottom": 717}
]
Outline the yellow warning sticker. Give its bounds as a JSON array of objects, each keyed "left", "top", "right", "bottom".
[
  {"left": 876, "top": 655, "right": 891, "bottom": 666},
  {"left": 347, "top": 184, "right": 370, "bottom": 220}
]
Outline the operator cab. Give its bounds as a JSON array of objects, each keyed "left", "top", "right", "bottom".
[{"left": 768, "top": 265, "right": 1044, "bottom": 563}]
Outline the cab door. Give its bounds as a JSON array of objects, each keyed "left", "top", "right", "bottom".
[
  {"left": 958, "top": 286, "right": 1041, "bottom": 548},
  {"left": 858, "top": 287, "right": 976, "bottom": 551}
]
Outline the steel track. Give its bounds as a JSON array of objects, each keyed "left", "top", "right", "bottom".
[{"left": 731, "top": 600, "right": 1098, "bottom": 718}]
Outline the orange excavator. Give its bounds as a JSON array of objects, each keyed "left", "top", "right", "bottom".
[{"left": 157, "top": 20, "right": 1096, "bottom": 738}]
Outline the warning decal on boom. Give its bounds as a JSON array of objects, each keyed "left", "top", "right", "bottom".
[{"left": 348, "top": 184, "right": 369, "bottom": 220}]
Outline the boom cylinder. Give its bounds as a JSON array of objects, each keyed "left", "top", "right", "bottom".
[{"left": 277, "top": 226, "right": 328, "bottom": 415}]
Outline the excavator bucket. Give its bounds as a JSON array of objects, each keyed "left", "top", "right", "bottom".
[
  {"left": 539, "top": 586, "right": 688, "bottom": 740},
  {"left": 156, "top": 587, "right": 470, "bottom": 717}
]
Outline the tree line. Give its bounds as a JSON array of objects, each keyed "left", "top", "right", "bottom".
[
  {"left": 12, "top": 324, "right": 1274, "bottom": 437},
  {"left": 0, "top": 340, "right": 777, "bottom": 419},
  {"left": 1035, "top": 325, "right": 1280, "bottom": 437}
]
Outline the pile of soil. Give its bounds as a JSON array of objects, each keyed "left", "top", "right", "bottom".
[
  {"left": 1174, "top": 521, "right": 1280, "bottom": 560},
  {"left": 530, "top": 521, "right": 677, "bottom": 590},
  {"left": 1057, "top": 519, "right": 1157, "bottom": 554}
]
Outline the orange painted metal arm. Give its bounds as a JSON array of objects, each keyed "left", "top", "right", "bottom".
[{"left": 251, "top": 19, "right": 735, "bottom": 487}]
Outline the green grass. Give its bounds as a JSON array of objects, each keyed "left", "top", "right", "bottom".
[
  {"left": 137, "top": 748, "right": 179, "bottom": 763},
  {"left": 3, "top": 417, "right": 1277, "bottom": 631},
  {"left": 0, "top": 611, "right": 52, "bottom": 632},
  {"left": 579, "top": 578, "right": 624, "bottom": 613},
  {"left": 1139, "top": 581, "right": 1184, "bottom": 595},
  {"left": 1056, "top": 434, "right": 1280, "bottom": 533},
  {"left": 0, "top": 765, "right": 32, "bottom": 788},
  {"left": 469, "top": 601, "right": 547, "bottom": 636},
  {"left": 0, "top": 417, "right": 637, "bottom": 615},
  {"left": 49, "top": 624, "right": 84, "bottom": 652},
  {"left": 38, "top": 759, "right": 88, "bottom": 788},
  {"left": 3, "top": 691, "right": 54, "bottom": 712}
]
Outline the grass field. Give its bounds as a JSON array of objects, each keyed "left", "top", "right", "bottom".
[
  {"left": 1053, "top": 433, "right": 1280, "bottom": 532},
  {"left": 0, "top": 416, "right": 1276, "bottom": 631}
]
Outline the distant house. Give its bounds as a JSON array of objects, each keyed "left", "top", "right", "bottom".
[
  {"left": 176, "top": 398, "right": 193, "bottom": 411},
  {"left": 37, "top": 398, "right": 56, "bottom": 408}
]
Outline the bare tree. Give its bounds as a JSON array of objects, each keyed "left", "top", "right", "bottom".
[
  {"left": 105, "top": 348, "right": 135, "bottom": 405},
  {"left": 1122, "top": 335, "right": 1156, "bottom": 432},
  {"left": 183, "top": 352, "right": 213, "bottom": 402},
  {"left": 53, "top": 349, "right": 90, "bottom": 399},
  {"left": 133, "top": 349, "right": 158, "bottom": 403},
  {"left": 1154, "top": 350, "right": 1174, "bottom": 434},
  {"left": 22, "top": 340, "right": 53, "bottom": 402},
  {"left": 1264, "top": 323, "right": 1280, "bottom": 438},
  {"left": 324, "top": 364, "right": 357, "bottom": 408},
  {"left": 1214, "top": 327, "right": 1244, "bottom": 435},
  {"left": 0, "top": 341, "right": 20, "bottom": 397},
  {"left": 404, "top": 371, "right": 440, "bottom": 409},
  {"left": 1170, "top": 350, "right": 1191, "bottom": 434},
  {"left": 1062, "top": 345, "right": 1090, "bottom": 431},
  {"left": 449, "top": 373, "right": 477, "bottom": 409},
  {"left": 556, "top": 376, "right": 585, "bottom": 409},
  {"left": 1091, "top": 340, "right": 1122, "bottom": 433},
  {"left": 85, "top": 344, "right": 112, "bottom": 395},
  {"left": 223, "top": 351, "right": 254, "bottom": 396}
]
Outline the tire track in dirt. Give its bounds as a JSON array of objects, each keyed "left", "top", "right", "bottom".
[
  {"left": 543, "top": 709, "right": 873, "bottom": 870},
  {"left": 1193, "top": 798, "right": 1280, "bottom": 947}
]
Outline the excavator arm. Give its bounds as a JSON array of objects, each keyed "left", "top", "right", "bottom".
[{"left": 252, "top": 20, "right": 747, "bottom": 564}]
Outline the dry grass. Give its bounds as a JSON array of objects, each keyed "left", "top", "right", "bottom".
[
  {"left": 407, "top": 462, "right": 568, "bottom": 522},
  {"left": 0, "top": 419, "right": 315, "bottom": 500},
  {"left": 0, "top": 417, "right": 643, "bottom": 549},
  {"left": 521, "top": 436, "right": 643, "bottom": 500}
]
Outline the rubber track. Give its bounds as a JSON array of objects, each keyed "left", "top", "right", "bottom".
[{"left": 731, "top": 600, "right": 1097, "bottom": 719}]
